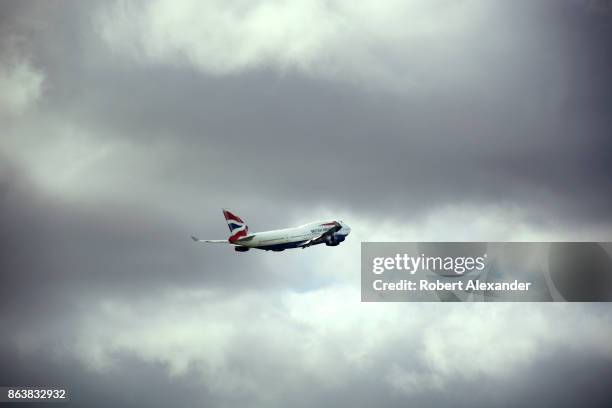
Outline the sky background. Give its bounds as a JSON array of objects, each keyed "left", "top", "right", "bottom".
[{"left": 1, "top": 0, "right": 612, "bottom": 406}]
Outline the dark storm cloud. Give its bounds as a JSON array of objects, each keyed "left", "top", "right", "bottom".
[
  {"left": 0, "top": 345, "right": 218, "bottom": 408},
  {"left": 2, "top": 321, "right": 612, "bottom": 408},
  {"left": 11, "top": 0, "right": 609, "bottom": 224},
  {"left": 2, "top": 1, "right": 612, "bottom": 408}
]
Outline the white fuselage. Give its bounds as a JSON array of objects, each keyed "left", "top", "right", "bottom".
[{"left": 237, "top": 220, "right": 351, "bottom": 251}]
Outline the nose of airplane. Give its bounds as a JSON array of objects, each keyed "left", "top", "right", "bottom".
[{"left": 341, "top": 222, "right": 351, "bottom": 235}]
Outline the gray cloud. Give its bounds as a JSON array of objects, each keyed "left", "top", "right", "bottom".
[
  {"left": 0, "top": 2, "right": 45, "bottom": 117},
  {"left": 5, "top": 0, "right": 611, "bottom": 223},
  {"left": 1, "top": 1, "right": 612, "bottom": 407}
]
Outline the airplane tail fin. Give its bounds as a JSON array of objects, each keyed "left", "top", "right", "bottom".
[{"left": 223, "top": 209, "right": 249, "bottom": 242}]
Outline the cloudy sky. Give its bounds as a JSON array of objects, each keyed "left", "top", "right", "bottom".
[{"left": 1, "top": 0, "right": 612, "bottom": 406}]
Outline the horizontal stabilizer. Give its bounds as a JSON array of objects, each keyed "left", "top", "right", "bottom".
[{"left": 191, "top": 236, "right": 228, "bottom": 243}]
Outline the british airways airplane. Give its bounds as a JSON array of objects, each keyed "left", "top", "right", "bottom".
[{"left": 191, "top": 209, "right": 351, "bottom": 252}]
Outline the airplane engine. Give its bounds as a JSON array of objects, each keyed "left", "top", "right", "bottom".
[
  {"left": 234, "top": 246, "right": 250, "bottom": 252},
  {"left": 325, "top": 234, "right": 345, "bottom": 246}
]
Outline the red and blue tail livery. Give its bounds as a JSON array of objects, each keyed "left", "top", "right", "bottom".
[
  {"left": 223, "top": 209, "right": 248, "bottom": 242},
  {"left": 191, "top": 209, "right": 351, "bottom": 252}
]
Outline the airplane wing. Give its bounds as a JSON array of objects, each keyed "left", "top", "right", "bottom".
[
  {"left": 300, "top": 222, "right": 342, "bottom": 248},
  {"left": 191, "top": 236, "right": 228, "bottom": 243}
]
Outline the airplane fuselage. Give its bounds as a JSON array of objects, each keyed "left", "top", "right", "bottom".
[{"left": 235, "top": 221, "right": 351, "bottom": 251}]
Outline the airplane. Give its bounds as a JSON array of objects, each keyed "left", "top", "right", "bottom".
[{"left": 191, "top": 209, "right": 351, "bottom": 252}]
